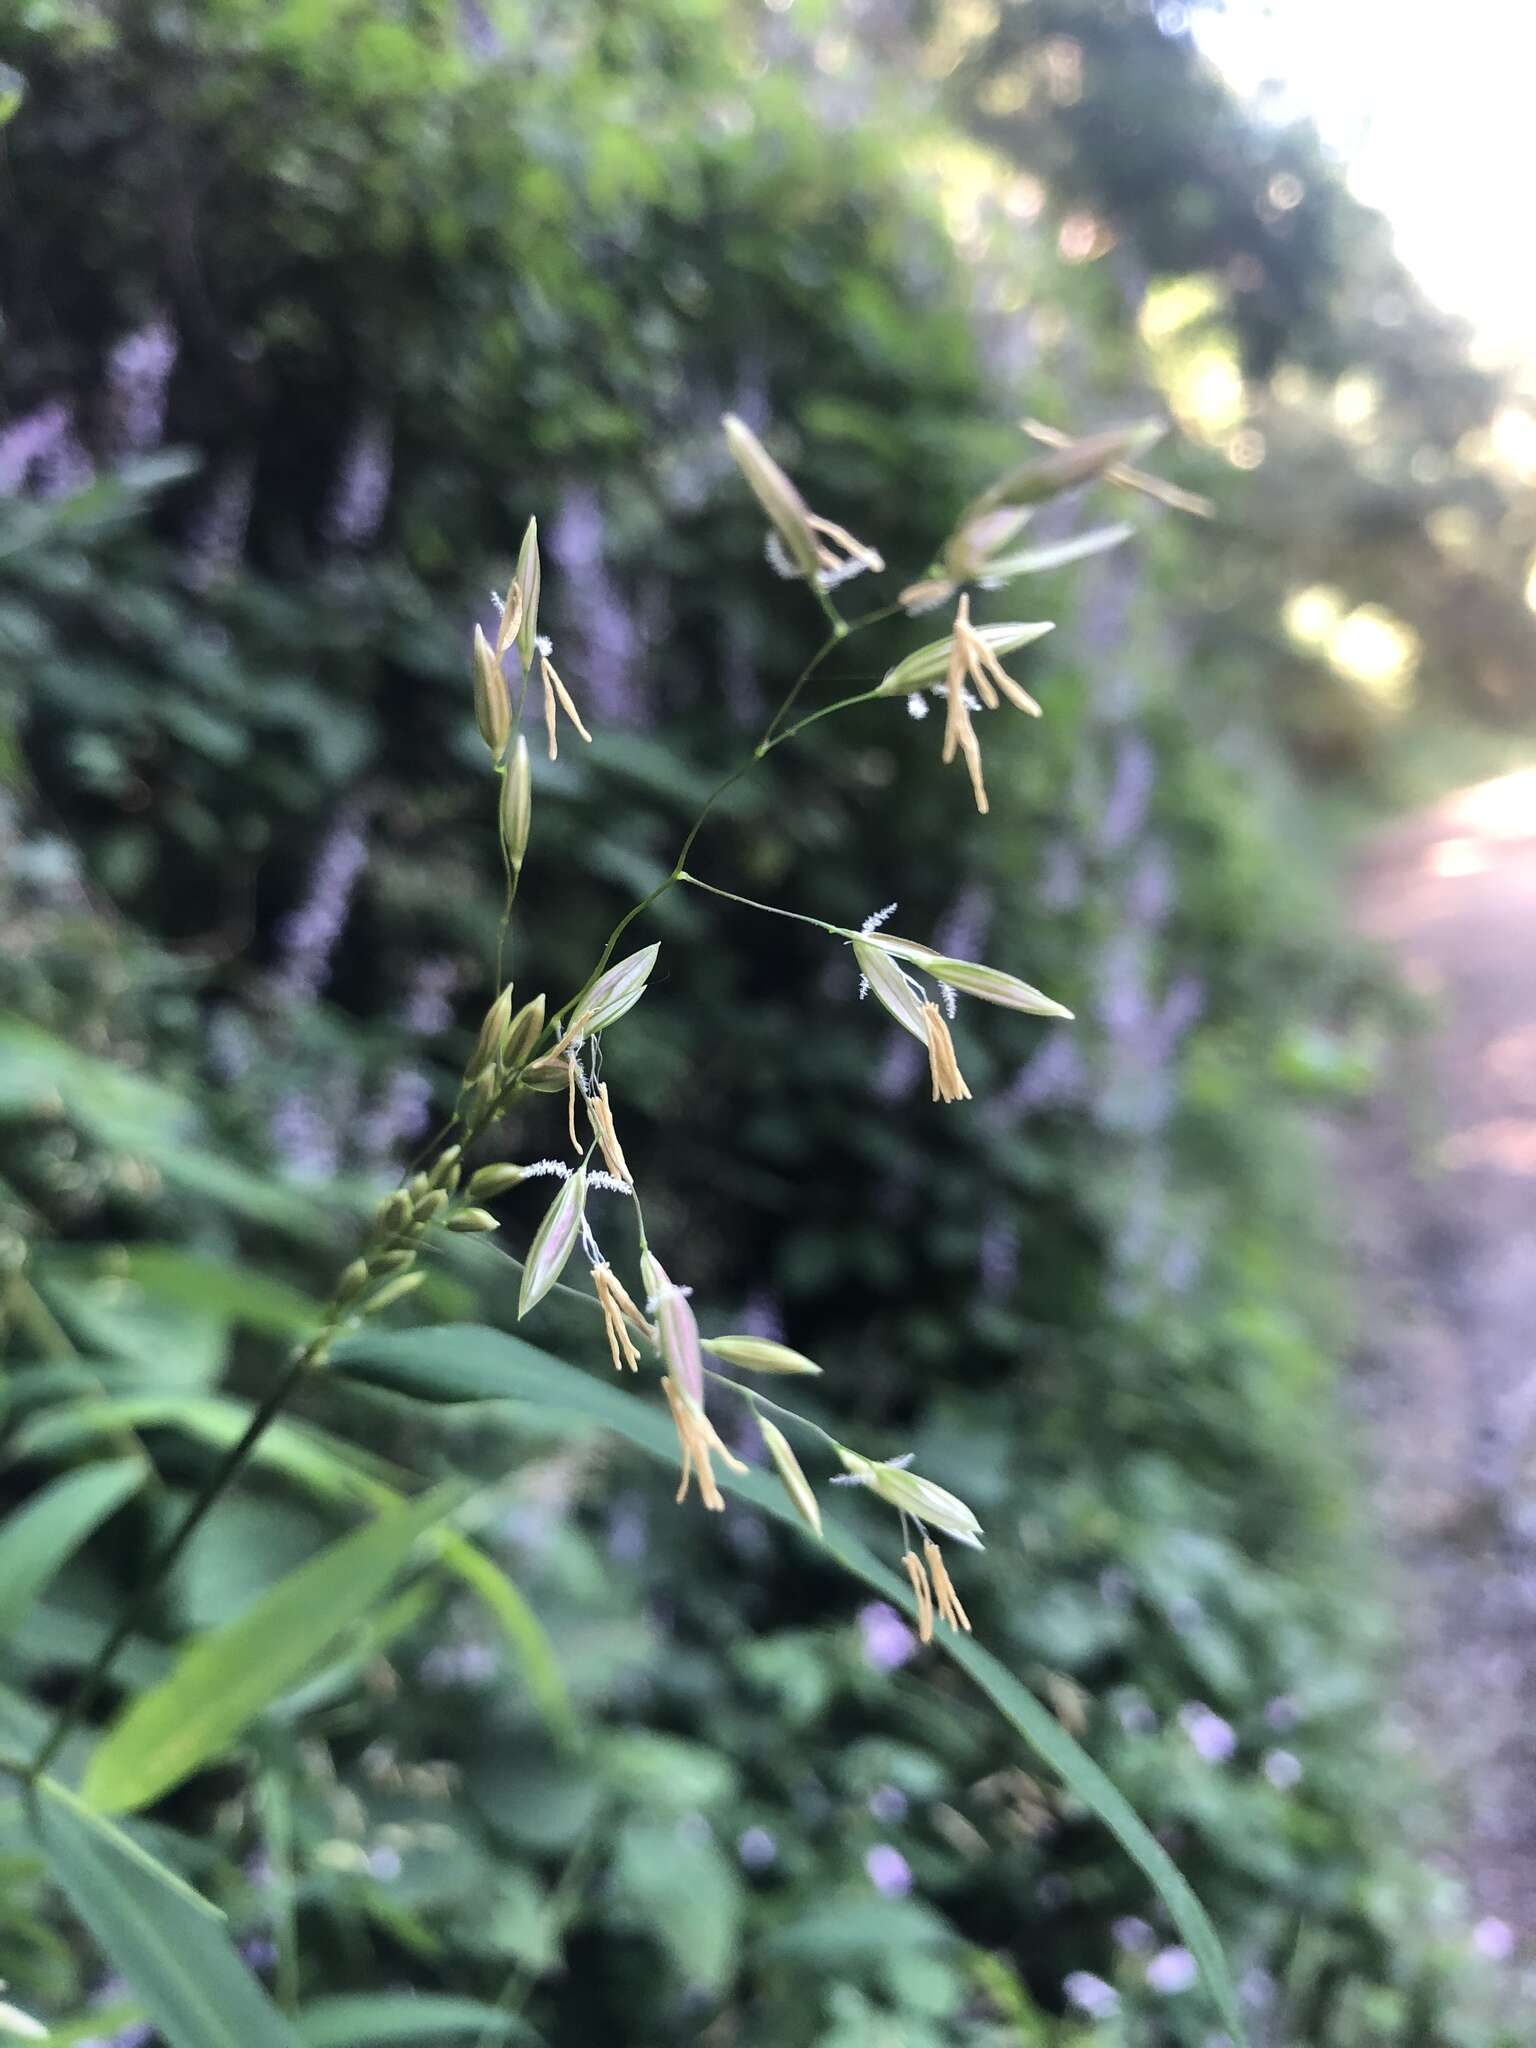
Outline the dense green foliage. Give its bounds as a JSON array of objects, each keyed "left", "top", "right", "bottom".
[{"left": 0, "top": 3, "right": 1526, "bottom": 2043}]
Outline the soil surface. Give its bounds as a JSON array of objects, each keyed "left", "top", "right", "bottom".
[{"left": 1345, "top": 766, "right": 1536, "bottom": 1937}]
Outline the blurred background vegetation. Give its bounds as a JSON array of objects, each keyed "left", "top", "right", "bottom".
[{"left": 1, "top": 0, "right": 1534, "bottom": 2042}]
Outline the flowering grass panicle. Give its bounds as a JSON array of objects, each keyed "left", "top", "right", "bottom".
[{"left": 139, "top": 407, "right": 1202, "bottom": 1670}]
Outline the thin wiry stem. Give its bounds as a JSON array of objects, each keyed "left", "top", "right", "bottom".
[
  {"left": 551, "top": 602, "right": 885, "bottom": 1033},
  {"left": 766, "top": 685, "right": 884, "bottom": 749},
  {"left": 674, "top": 871, "right": 842, "bottom": 937},
  {"left": 29, "top": 1347, "right": 311, "bottom": 1780}
]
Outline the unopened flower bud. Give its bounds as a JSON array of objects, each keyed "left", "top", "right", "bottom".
[
  {"left": 467, "top": 1162, "right": 527, "bottom": 1200},
  {"left": 502, "top": 734, "right": 532, "bottom": 874},
  {"left": 702, "top": 1335, "right": 822, "bottom": 1376},
  {"left": 579, "top": 944, "right": 660, "bottom": 1037},
  {"left": 723, "top": 413, "right": 821, "bottom": 581},
  {"left": 502, "top": 993, "right": 546, "bottom": 1070},
  {"left": 467, "top": 984, "right": 515, "bottom": 1083},
  {"left": 513, "top": 517, "right": 541, "bottom": 672},
  {"left": 447, "top": 1206, "right": 500, "bottom": 1234},
  {"left": 472, "top": 624, "right": 511, "bottom": 760},
  {"left": 336, "top": 1259, "right": 369, "bottom": 1303},
  {"left": 758, "top": 1415, "right": 822, "bottom": 1536},
  {"left": 361, "top": 1270, "right": 427, "bottom": 1314},
  {"left": 519, "top": 1055, "right": 571, "bottom": 1094}
]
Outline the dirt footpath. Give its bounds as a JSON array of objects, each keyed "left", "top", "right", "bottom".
[{"left": 1346, "top": 766, "right": 1536, "bottom": 1937}]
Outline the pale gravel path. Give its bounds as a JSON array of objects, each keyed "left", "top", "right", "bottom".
[{"left": 1345, "top": 767, "right": 1536, "bottom": 1937}]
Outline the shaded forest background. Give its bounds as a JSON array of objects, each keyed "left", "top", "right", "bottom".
[{"left": 2, "top": 1, "right": 1535, "bottom": 2042}]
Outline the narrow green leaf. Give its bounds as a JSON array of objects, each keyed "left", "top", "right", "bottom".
[
  {"left": 83, "top": 1485, "right": 465, "bottom": 1815},
  {"left": 13, "top": 1394, "right": 573, "bottom": 1740},
  {"left": 334, "top": 1325, "right": 1245, "bottom": 2045},
  {"left": 28, "top": 1775, "right": 301, "bottom": 2048},
  {"left": 112, "top": 1247, "right": 322, "bottom": 1335},
  {"left": 0, "top": 1460, "right": 144, "bottom": 1638},
  {"left": 297, "top": 1994, "right": 540, "bottom": 2045},
  {"left": 9, "top": 1394, "right": 395, "bottom": 1500}
]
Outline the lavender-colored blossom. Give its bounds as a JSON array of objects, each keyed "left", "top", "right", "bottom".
[
  {"left": 1146, "top": 1944, "right": 1198, "bottom": 1994},
  {"left": 1099, "top": 1566, "right": 1136, "bottom": 1611},
  {"left": 359, "top": 1067, "right": 434, "bottom": 1164},
  {"left": 978, "top": 1212, "right": 1019, "bottom": 1299},
  {"left": 421, "top": 1639, "right": 498, "bottom": 1688},
  {"left": 458, "top": 0, "right": 503, "bottom": 57},
  {"left": 1240, "top": 1966, "right": 1276, "bottom": 2009},
  {"left": 858, "top": 1600, "right": 917, "bottom": 1672},
  {"left": 1473, "top": 1916, "right": 1515, "bottom": 1961},
  {"left": 1063, "top": 1971, "right": 1121, "bottom": 2021},
  {"left": 1264, "top": 1694, "right": 1300, "bottom": 1732},
  {"left": 358, "top": 956, "right": 459, "bottom": 1165},
  {"left": 549, "top": 484, "right": 644, "bottom": 725},
  {"left": 1113, "top": 1914, "right": 1154, "bottom": 1952},
  {"left": 402, "top": 956, "right": 458, "bottom": 1037},
  {"left": 183, "top": 457, "right": 254, "bottom": 588},
  {"left": 80, "top": 1977, "right": 156, "bottom": 2048},
  {"left": 367, "top": 1845, "right": 403, "bottom": 1882},
  {"left": 1159, "top": 1230, "right": 1205, "bottom": 1298},
  {"left": 107, "top": 318, "right": 178, "bottom": 454},
  {"left": 868, "top": 1783, "right": 908, "bottom": 1824},
  {"left": 270, "top": 1089, "right": 341, "bottom": 1182},
  {"left": 38, "top": 415, "right": 94, "bottom": 499},
  {"left": 736, "top": 1289, "right": 785, "bottom": 1344},
  {"left": 1156, "top": 971, "right": 1204, "bottom": 1057},
  {"left": 864, "top": 1844, "right": 912, "bottom": 1896},
  {"left": 0, "top": 400, "right": 72, "bottom": 494},
  {"left": 873, "top": 1028, "right": 926, "bottom": 1102},
  {"left": 1035, "top": 838, "right": 1084, "bottom": 913},
  {"left": 738, "top": 1825, "right": 778, "bottom": 1871},
  {"left": 1177, "top": 1702, "right": 1237, "bottom": 1765},
  {"left": 1072, "top": 547, "right": 1136, "bottom": 666},
  {"left": 606, "top": 1497, "right": 649, "bottom": 1563},
  {"left": 1125, "top": 839, "right": 1173, "bottom": 927},
  {"left": 1262, "top": 1749, "right": 1302, "bottom": 1791},
  {"left": 1098, "top": 732, "right": 1156, "bottom": 855},
  {"left": 326, "top": 408, "right": 393, "bottom": 549},
  {"left": 274, "top": 814, "right": 369, "bottom": 1005},
  {"left": 1004, "top": 1028, "right": 1084, "bottom": 1115},
  {"left": 934, "top": 882, "right": 993, "bottom": 971},
  {"left": 1116, "top": 1693, "right": 1158, "bottom": 1735},
  {"left": 1097, "top": 930, "right": 1152, "bottom": 1051},
  {"left": 720, "top": 612, "right": 764, "bottom": 726},
  {"left": 206, "top": 1005, "right": 257, "bottom": 1085}
]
